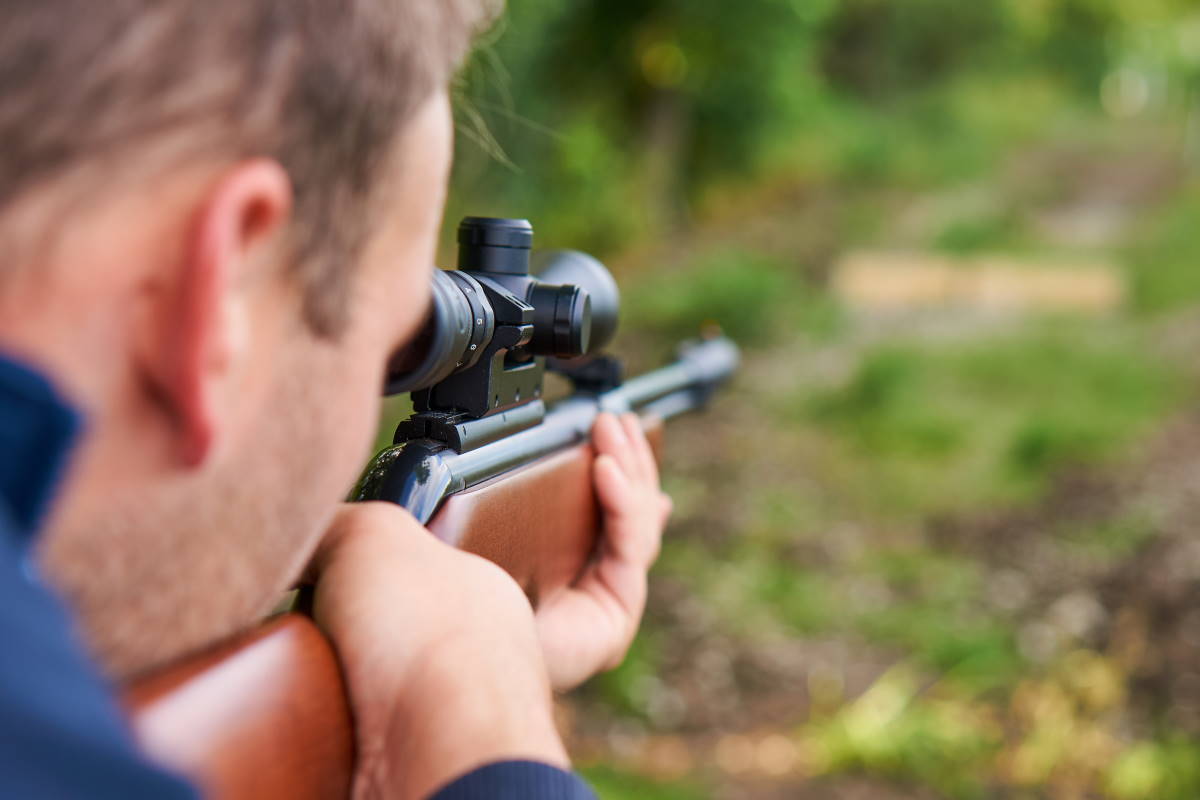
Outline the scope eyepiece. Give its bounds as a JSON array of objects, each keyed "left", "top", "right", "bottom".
[
  {"left": 383, "top": 217, "right": 621, "bottom": 402},
  {"left": 384, "top": 270, "right": 494, "bottom": 394}
]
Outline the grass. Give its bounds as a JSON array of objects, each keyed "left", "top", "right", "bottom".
[
  {"left": 795, "top": 653, "right": 1200, "bottom": 800},
  {"left": 932, "top": 209, "right": 1027, "bottom": 254},
  {"left": 1106, "top": 738, "right": 1200, "bottom": 800},
  {"left": 1057, "top": 515, "right": 1157, "bottom": 562},
  {"left": 856, "top": 551, "right": 1023, "bottom": 689},
  {"left": 802, "top": 666, "right": 1003, "bottom": 799},
  {"left": 800, "top": 322, "right": 1179, "bottom": 520},
  {"left": 591, "top": 631, "right": 665, "bottom": 721},
  {"left": 1125, "top": 184, "right": 1200, "bottom": 316}
]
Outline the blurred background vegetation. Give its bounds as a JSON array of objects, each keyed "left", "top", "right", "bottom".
[{"left": 415, "top": 0, "right": 1200, "bottom": 796}]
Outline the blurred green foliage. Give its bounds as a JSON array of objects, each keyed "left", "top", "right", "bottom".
[
  {"left": 796, "top": 652, "right": 1200, "bottom": 799},
  {"left": 804, "top": 325, "right": 1178, "bottom": 518},
  {"left": 1126, "top": 186, "right": 1200, "bottom": 314},
  {"left": 1107, "top": 739, "right": 1200, "bottom": 799},
  {"left": 448, "top": 0, "right": 1200, "bottom": 252},
  {"left": 621, "top": 251, "right": 840, "bottom": 347},
  {"left": 857, "top": 552, "right": 1023, "bottom": 689},
  {"left": 413, "top": 0, "right": 1200, "bottom": 797},
  {"left": 591, "top": 631, "right": 664, "bottom": 721},
  {"left": 803, "top": 665, "right": 1003, "bottom": 798}
]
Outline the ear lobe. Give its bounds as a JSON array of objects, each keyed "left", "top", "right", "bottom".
[{"left": 162, "top": 159, "right": 293, "bottom": 467}]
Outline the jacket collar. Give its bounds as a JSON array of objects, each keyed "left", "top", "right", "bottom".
[{"left": 0, "top": 354, "right": 79, "bottom": 546}]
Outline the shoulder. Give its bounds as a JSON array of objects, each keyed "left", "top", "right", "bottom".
[{"left": 0, "top": 527, "right": 197, "bottom": 799}]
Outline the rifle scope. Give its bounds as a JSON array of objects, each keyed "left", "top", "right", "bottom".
[{"left": 384, "top": 217, "right": 620, "bottom": 396}]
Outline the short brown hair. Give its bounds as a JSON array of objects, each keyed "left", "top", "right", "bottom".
[{"left": 0, "top": 0, "right": 497, "bottom": 334}]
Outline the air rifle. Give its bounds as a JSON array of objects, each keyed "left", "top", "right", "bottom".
[{"left": 124, "top": 217, "right": 740, "bottom": 799}]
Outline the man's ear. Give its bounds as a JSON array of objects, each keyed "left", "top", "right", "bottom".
[{"left": 150, "top": 159, "right": 293, "bottom": 467}]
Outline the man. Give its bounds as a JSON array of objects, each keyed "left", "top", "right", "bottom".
[{"left": 0, "top": 1, "right": 671, "bottom": 798}]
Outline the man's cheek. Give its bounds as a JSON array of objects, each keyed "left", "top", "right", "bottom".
[{"left": 337, "top": 363, "right": 386, "bottom": 476}]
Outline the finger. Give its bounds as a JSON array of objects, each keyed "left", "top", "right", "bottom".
[
  {"left": 593, "top": 453, "right": 633, "bottom": 519},
  {"left": 595, "top": 454, "right": 656, "bottom": 567},
  {"left": 593, "top": 412, "right": 639, "bottom": 479},
  {"left": 572, "top": 555, "right": 647, "bottom": 643},
  {"left": 597, "top": 455, "right": 662, "bottom": 568},
  {"left": 621, "top": 412, "right": 659, "bottom": 485},
  {"left": 310, "top": 502, "right": 381, "bottom": 573}
]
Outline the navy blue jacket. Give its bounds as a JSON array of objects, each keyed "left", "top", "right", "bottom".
[{"left": 0, "top": 354, "right": 594, "bottom": 799}]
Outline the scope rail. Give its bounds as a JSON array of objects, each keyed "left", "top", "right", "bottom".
[{"left": 354, "top": 336, "right": 739, "bottom": 523}]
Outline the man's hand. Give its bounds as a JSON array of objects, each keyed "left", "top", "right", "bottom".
[
  {"left": 310, "top": 503, "right": 568, "bottom": 800},
  {"left": 535, "top": 412, "right": 673, "bottom": 691}
]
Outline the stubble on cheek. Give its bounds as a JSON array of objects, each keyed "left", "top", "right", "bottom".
[{"left": 40, "top": 351, "right": 375, "bottom": 680}]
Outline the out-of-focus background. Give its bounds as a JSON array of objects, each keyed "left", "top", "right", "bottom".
[{"left": 395, "top": 1, "right": 1200, "bottom": 797}]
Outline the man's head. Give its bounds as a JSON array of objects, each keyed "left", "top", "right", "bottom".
[{"left": 0, "top": 0, "right": 497, "bottom": 678}]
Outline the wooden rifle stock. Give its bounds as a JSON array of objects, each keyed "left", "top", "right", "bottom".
[
  {"left": 125, "top": 419, "right": 665, "bottom": 799},
  {"left": 427, "top": 417, "right": 662, "bottom": 603},
  {"left": 126, "top": 614, "right": 353, "bottom": 800}
]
